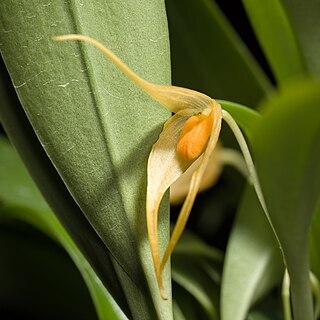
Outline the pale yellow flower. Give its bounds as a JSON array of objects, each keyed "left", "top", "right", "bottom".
[{"left": 54, "top": 35, "right": 260, "bottom": 299}]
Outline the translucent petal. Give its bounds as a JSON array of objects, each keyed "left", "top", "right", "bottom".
[
  {"left": 158, "top": 103, "right": 222, "bottom": 293},
  {"left": 170, "top": 143, "right": 223, "bottom": 205},
  {"left": 146, "top": 113, "right": 193, "bottom": 296},
  {"left": 53, "top": 34, "right": 211, "bottom": 113}
]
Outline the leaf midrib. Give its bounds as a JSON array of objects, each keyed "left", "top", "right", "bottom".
[{"left": 65, "top": 0, "right": 140, "bottom": 284}]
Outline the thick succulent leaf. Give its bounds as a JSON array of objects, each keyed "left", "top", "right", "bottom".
[
  {"left": 278, "top": 0, "right": 320, "bottom": 76},
  {"left": 242, "top": 0, "right": 305, "bottom": 84},
  {"left": 0, "top": 1, "right": 172, "bottom": 319},
  {"left": 165, "top": 0, "right": 271, "bottom": 107},
  {"left": 221, "top": 186, "right": 283, "bottom": 320},
  {"left": 0, "top": 137, "right": 125, "bottom": 320},
  {"left": 254, "top": 80, "right": 320, "bottom": 320},
  {"left": 0, "top": 57, "right": 129, "bottom": 315}
]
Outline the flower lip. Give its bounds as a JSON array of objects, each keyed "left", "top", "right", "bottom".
[{"left": 177, "top": 110, "right": 214, "bottom": 161}]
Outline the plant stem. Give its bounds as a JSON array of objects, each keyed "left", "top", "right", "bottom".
[
  {"left": 217, "top": 148, "right": 249, "bottom": 178},
  {"left": 222, "top": 110, "right": 284, "bottom": 259}
]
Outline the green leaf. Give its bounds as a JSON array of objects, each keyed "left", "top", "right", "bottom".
[
  {"left": 0, "top": 221, "right": 98, "bottom": 319},
  {"left": 165, "top": 0, "right": 272, "bottom": 107},
  {"left": 0, "top": 137, "right": 124, "bottom": 320},
  {"left": 0, "top": 62, "right": 130, "bottom": 315},
  {"left": 172, "top": 255, "right": 219, "bottom": 320},
  {"left": 219, "top": 100, "right": 261, "bottom": 143},
  {"left": 254, "top": 80, "right": 320, "bottom": 320},
  {"left": 0, "top": 1, "right": 172, "bottom": 319},
  {"left": 0, "top": 208, "right": 124, "bottom": 320},
  {"left": 242, "top": 0, "right": 305, "bottom": 84},
  {"left": 278, "top": 0, "right": 320, "bottom": 76},
  {"left": 173, "top": 230, "right": 223, "bottom": 263},
  {"left": 172, "top": 231, "right": 222, "bottom": 319},
  {"left": 247, "top": 314, "right": 270, "bottom": 320},
  {"left": 248, "top": 289, "right": 283, "bottom": 320},
  {"left": 173, "top": 300, "right": 187, "bottom": 320},
  {"left": 221, "top": 186, "right": 283, "bottom": 320},
  {"left": 173, "top": 286, "right": 201, "bottom": 320}
]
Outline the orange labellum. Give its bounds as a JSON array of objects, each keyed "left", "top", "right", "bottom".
[{"left": 177, "top": 111, "right": 214, "bottom": 161}]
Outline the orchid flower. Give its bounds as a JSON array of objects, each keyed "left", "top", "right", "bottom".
[{"left": 54, "top": 34, "right": 265, "bottom": 299}]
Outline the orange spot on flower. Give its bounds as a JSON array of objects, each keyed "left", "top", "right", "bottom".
[{"left": 177, "top": 111, "right": 214, "bottom": 161}]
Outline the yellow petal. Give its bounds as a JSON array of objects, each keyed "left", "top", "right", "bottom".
[
  {"left": 170, "top": 143, "right": 223, "bottom": 205},
  {"left": 158, "top": 102, "right": 222, "bottom": 293},
  {"left": 53, "top": 34, "right": 212, "bottom": 113},
  {"left": 146, "top": 113, "right": 193, "bottom": 297}
]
